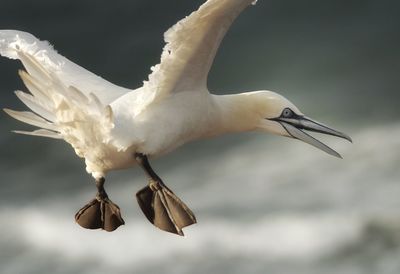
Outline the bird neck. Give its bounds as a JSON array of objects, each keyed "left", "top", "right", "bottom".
[{"left": 213, "top": 92, "right": 266, "bottom": 134}]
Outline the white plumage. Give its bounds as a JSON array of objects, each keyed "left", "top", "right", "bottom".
[
  {"left": 1, "top": 0, "right": 350, "bottom": 234},
  {"left": 1, "top": 0, "right": 260, "bottom": 179}
]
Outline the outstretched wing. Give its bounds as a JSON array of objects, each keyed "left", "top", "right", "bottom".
[
  {"left": 2, "top": 50, "right": 115, "bottom": 149},
  {"left": 0, "top": 30, "right": 131, "bottom": 105},
  {"left": 1, "top": 35, "right": 121, "bottom": 176},
  {"left": 140, "top": 0, "right": 256, "bottom": 108},
  {"left": 3, "top": 50, "right": 116, "bottom": 177}
]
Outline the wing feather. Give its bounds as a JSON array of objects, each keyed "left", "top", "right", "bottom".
[
  {"left": 13, "top": 129, "right": 62, "bottom": 139},
  {"left": 3, "top": 109, "right": 58, "bottom": 131},
  {"left": 14, "top": 90, "right": 56, "bottom": 122},
  {"left": 0, "top": 30, "right": 130, "bottom": 105},
  {"left": 3, "top": 49, "right": 115, "bottom": 171},
  {"left": 141, "top": 0, "right": 256, "bottom": 109}
]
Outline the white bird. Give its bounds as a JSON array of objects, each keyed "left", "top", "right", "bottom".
[{"left": 0, "top": 0, "right": 351, "bottom": 235}]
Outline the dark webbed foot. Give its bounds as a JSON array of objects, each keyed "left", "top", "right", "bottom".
[
  {"left": 75, "top": 178, "right": 125, "bottom": 232},
  {"left": 135, "top": 153, "right": 197, "bottom": 236}
]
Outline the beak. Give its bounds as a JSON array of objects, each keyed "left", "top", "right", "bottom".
[{"left": 270, "top": 116, "right": 352, "bottom": 158}]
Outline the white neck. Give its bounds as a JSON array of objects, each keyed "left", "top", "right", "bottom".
[{"left": 212, "top": 92, "right": 266, "bottom": 134}]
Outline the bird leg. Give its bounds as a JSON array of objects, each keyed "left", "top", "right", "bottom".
[
  {"left": 135, "top": 153, "right": 197, "bottom": 236},
  {"left": 75, "top": 177, "right": 125, "bottom": 232}
]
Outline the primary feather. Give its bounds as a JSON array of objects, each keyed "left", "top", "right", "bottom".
[
  {"left": 136, "top": 0, "right": 256, "bottom": 115},
  {"left": 2, "top": 47, "right": 122, "bottom": 177},
  {"left": 0, "top": 30, "right": 130, "bottom": 104}
]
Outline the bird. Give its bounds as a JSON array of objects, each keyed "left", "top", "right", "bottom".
[{"left": 0, "top": 0, "right": 351, "bottom": 236}]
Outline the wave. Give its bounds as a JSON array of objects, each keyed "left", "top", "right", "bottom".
[
  {"left": 1, "top": 123, "right": 400, "bottom": 273},
  {"left": 2, "top": 208, "right": 400, "bottom": 274}
]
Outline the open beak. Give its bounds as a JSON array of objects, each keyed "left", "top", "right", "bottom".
[{"left": 271, "top": 116, "right": 352, "bottom": 158}]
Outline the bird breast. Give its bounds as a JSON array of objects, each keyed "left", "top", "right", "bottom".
[{"left": 111, "top": 90, "right": 222, "bottom": 157}]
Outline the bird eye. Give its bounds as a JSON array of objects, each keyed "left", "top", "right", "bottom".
[{"left": 282, "top": 108, "right": 293, "bottom": 118}]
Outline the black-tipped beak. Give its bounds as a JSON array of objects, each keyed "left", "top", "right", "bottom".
[{"left": 270, "top": 115, "right": 352, "bottom": 158}]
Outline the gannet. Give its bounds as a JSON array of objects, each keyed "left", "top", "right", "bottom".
[{"left": 0, "top": 0, "right": 351, "bottom": 236}]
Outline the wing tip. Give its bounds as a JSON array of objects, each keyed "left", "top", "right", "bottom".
[
  {"left": 12, "top": 129, "right": 62, "bottom": 139},
  {"left": 3, "top": 108, "right": 15, "bottom": 117}
]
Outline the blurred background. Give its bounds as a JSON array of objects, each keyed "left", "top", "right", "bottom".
[{"left": 0, "top": 0, "right": 399, "bottom": 273}]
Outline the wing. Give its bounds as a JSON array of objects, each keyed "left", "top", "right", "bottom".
[
  {"left": 0, "top": 30, "right": 131, "bottom": 105},
  {"left": 140, "top": 0, "right": 256, "bottom": 108},
  {"left": 3, "top": 50, "right": 115, "bottom": 177}
]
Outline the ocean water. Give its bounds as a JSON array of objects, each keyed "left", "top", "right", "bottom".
[
  {"left": 0, "top": 0, "right": 400, "bottom": 273},
  {"left": 0, "top": 123, "right": 399, "bottom": 274}
]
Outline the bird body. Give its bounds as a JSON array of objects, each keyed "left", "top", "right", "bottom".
[
  {"left": 112, "top": 89, "right": 219, "bottom": 158},
  {"left": 0, "top": 0, "right": 351, "bottom": 235},
  {"left": 79, "top": 88, "right": 221, "bottom": 177},
  {"left": 87, "top": 88, "right": 288, "bottom": 177}
]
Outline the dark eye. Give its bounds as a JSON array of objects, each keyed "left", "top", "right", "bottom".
[{"left": 282, "top": 108, "right": 293, "bottom": 118}]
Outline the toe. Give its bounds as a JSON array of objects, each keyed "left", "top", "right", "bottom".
[
  {"left": 75, "top": 199, "right": 102, "bottom": 230},
  {"left": 102, "top": 199, "right": 125, "bottom": 232}
]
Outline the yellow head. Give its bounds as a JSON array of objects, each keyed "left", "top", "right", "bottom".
[{"left": 217, "top": 90, "right": 352, "bottom": 158}]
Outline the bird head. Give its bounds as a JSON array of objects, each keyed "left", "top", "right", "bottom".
[{"left": 253, "top": 91, "right": 352, "bottom": 158}]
